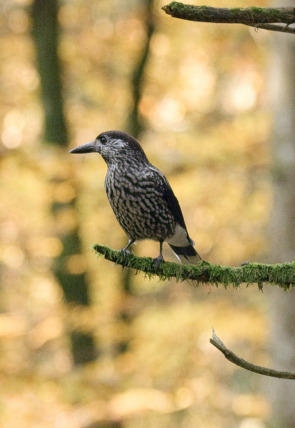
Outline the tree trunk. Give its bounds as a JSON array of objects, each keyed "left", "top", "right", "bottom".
[
  {"left": 268, "top": 1, "right": 295, "bottom": 425},
  {"left": 31, "top": 0, "right": 96, "bottom": 365},
  {"left": 116, "top": 0, "right": 155, "bottom": 355},
  {"left": 32, "top": 0, "right": 68, "bottom": 145}
]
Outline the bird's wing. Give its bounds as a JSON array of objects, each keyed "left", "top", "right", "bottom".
[
  {"left": 146, "top": 166, "right": 188, "bottom": 231},
  {"left": 146, "top": 167, "right": 201, "bottom": 262}
]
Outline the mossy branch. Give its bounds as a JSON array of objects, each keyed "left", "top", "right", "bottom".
[
  {"left": 162, "top": 3, "right": 295, "bottom": 34},
  {"left": 92, "top": 245, "right": 295, "bottom": 288}
]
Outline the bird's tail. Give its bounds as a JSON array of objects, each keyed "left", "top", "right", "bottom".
[{"left": 169, "top": 243, "right": 202, "bottom": 265}]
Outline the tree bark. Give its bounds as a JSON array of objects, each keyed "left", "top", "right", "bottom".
[
  {"left": 32, "top": 0, "right": 68, "bottom": 145},
  {"left": 162, "top": 3, "right": 295, "bottom": 24},
  {"left": 116, "top": 0, "right": 155, "bottom": 355},
  {"left": 268, "top": 0, "right": 295, "bottom": 425},
  {"left": 162, "top": 3, "right": 295, "bottom": 34}
]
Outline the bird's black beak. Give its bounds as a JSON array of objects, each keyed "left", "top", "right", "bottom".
[{"left": 69, "top": 140, "right": 96, "bottom": 154}]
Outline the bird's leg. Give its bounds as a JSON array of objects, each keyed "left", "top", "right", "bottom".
[
  {"left": 120, "top": 239, "right": 135, "bottom": 265},
  {"left": 152, "top": 240, "right": 164, "bottom": 269},
  {"left": 121, "top": 239, "right": 135, "bottom": 252}
]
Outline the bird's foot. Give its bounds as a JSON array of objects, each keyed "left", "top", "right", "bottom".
[
  {"left": 119, "top": 248, "right": 132, "bottom": 267},
  {"left": 152, "top": 255, "right": 164, "bottom": 270}
]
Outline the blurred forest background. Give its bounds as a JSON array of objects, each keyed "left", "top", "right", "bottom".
[{"left": 1, "top": 0, "right": 295, "bottom": 427}]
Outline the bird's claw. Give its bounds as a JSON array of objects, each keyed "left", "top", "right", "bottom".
[
  {"left": 120, "top": 248, "right": 131, "bottom": 267},
  {"left": 152, "top": 256, "right": 164, "bottom": 270}
]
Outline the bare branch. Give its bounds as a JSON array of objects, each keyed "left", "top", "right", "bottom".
[
  {"left": 162, "top": 3, "right": 295, "bottom": 34},
  {"left": 210, "top": 329, "right": 295, "bottom": 379}
]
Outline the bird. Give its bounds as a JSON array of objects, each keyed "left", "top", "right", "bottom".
[{"left": 70, "top": 130, "right": 202, "bottom": 266}]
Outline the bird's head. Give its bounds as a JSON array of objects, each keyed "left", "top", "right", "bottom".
[{"left": 70, "top": 130, "right": 148, "bottom": 165}]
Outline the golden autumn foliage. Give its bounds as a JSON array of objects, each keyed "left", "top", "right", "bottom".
[{"left": 0, "top": 0, "right": 275, "bottom": 427}]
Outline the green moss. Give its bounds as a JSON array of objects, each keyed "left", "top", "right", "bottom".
[
  {"left": 168, "top": 1, "right": 185, "bottom": 10},
  {"left": 198, "top": 6, "right": 211, "bottom": 11},
  {"left": 249, "top": 7, "right": 264, "bottom": 13},
  {"left": 92, "top": 244, "right": 295, "bottom": 288},
  {"left": 163, "top": 3, "right": 293, "bottom": 24}
]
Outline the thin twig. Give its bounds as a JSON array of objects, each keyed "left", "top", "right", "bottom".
[
  {"left": 246, "top": 22, "right": 295, "bottom": 35},
  {"left": 210, "top": 329, "right": 295, "bottom": 379}
]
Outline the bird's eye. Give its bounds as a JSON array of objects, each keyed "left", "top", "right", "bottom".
[{"left": 100, "top": 136, "right": 107, "bottom": 144}]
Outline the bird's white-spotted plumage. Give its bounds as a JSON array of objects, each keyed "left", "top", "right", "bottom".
[{"left": 70, "top": 130, "right": 202, "bottom": 264}]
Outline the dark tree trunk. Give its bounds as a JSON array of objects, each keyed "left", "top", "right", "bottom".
[
  {"left": 116, "top": 0, "right": 155, "bottom": 354},
  {"left": 32, "top": 0, "right": 68, "bottom": 145},
  {"left": 127, "top": 0, "right": 155, "bottom": 138},
  {"left": 31, "top": 0, "right": 96, "bottom": 365}
]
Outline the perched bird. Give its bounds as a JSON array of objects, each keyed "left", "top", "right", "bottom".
[{"left": 70, "top": 131, "right": 201, "bottom": 265}]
